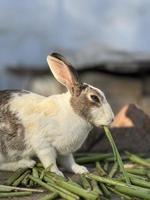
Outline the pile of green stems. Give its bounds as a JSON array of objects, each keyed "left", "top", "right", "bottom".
[
  {"left": 1, "top": 127, "right": 150, "bottom": 199},
  {"left": 1, "top": 151, "right": 149, "bottom": 200}
]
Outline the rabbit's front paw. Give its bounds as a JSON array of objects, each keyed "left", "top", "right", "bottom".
[
  {"left": 55, "top": 170, "right": 64, "bottom": 177},
  {"left": 18, "top": 159, "right": 36, "bottom": 169},
  {"left": 50, "top": 166, "right": 64, "bottom": 177},
  {"left": 72, "top": 164, "right": 89, "bottom": 174}
]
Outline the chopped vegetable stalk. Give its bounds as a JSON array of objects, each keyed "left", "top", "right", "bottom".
[
  {"left": 103, "top": 126, "right": 130, "bottom": 184},
  {"left": 39, "top": 192, "right": 58, "bottom": 200},
  {"left": 52, "top": 177, "right": 98, "bottom": 200},
  {"left": 126, "top": 152, "right": 150, "bottom": 168},
  {"left": 108, "top": 163, "right": 118, "bottom": 178},
  {"left": 5, "top": 168, "right": 27, "bottom": 186},
  {"left": 0, "top": 191, "right": 32, "bottom": 198},
  {"left": 80, "top": 175, "right": 91, "bottom": 190},
  {"left": 29, "top": 175, "right": 75, "bottom": 200},
  {"left": 86, "top": 173, "right": 150, "bottom": 200},
  {"left": 96, "top": 162, "right": 107, "bottom": 176},
  {"left": 75, "top": 153, "right": 112, "bottom": 164}
]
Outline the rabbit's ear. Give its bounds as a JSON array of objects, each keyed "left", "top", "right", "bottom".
[{"left": 47, "top": 53, "right": 80, "bottom": 93}]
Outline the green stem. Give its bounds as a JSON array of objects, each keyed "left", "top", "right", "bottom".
[
  {"left": 29, "top": 175, "right": 75, "bottom": 200},
  {"left": 48, "top": 182, "right": 79, "bottom": 200},
  {"left": 100, "top": 183, "right": 111, "bottom": 198},
  {"left": 38, "top": 168, "right": 66, "bottom": 181},
  {"left": 90, "top": 179, "right": 103, "bottom": 195},
  {"left": 107, "top": 186, "right": 132, "bottom": 200},
  {"left": 52, "top": 177, "right": 98, "bottom": 200},
  {"left": 103, "top": 126, "right": 130, "bottom": 184},
  {"left": 68, "top": 178, "right": 82, "bottom": 188},
  {"left": 108, "top": 163, "right": 118, "bottom": 178},
  {"left": 21, "top": 174, "right": 30, "bottom": 186},
  {"left": 75, "top": 153, "right": 112, "bottom": 164},
  {"left": 32, "top": 167, "right": 39, "bottom": 178},
  {"left": 39, "top": 192, "right": 58, "bottom": 200},
  {"left": 36, "top": 162, "right": 43, "bottom": 168},
  {"left": 105, "top": 155, "right": 127, "bottom": 162},
  {"left": 0, "top": 191, "right": 32, "bottom": 198},
  {"left": 115, "top": 185, "right": 150, "bottom": 200},
  {"left": 147, "top": 173, "right": 150, "bottom": 179},
  {"left": 87, "top": 173, "right": 150, "bottom": 200},
  {"left": 118, "top": 172, "right": 148, "bottom": 181},
  {"left": 130, "top": 177, "right": 150, "bottom": 189},
  {"left": 0, "top": 184, "right": 44, "bottom": 193},
  {"left": 80, "top": 175, "right": 91, "bottom": 190},
  {"left": 5, "top": 168, "right": 27, "bottom": 185},
  {"left": 126, "top": 152, "right": 150, "bottom": 168},
  {"left": 29, "top": 179, "right": 34, "bottom": 187},
  {"left": 125, "top": 167, "right": 149, "bottom": 176},
  {"left": 39, "top": 169, "right": 46, "bottom": 180},
  {"left": 86, "top": 173, "right": 129, "bottom": 187},
  {"left": 44, "top": 176, "right": 79, "bottom": 200},
  {"left": 96, "top": 162, "right": 107, "bottom": 176},
  {"left": 12, "top": 170, "right": 30, "bottom": 187},
  {"left": 104, "top": 162, "right": 109, "bottom": 172},
  {"left": 74, "top": 152, "right": 101, "bottom": 157}
]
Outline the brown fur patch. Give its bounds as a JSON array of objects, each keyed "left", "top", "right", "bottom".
[
  {"left": 70, "top": 84, "right": 102, "bottom": 123},
  {"left": 0, "top": 90, "right": 27, "bottom": 157}
]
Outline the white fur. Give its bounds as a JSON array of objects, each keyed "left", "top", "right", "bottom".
[
  {"left": 0, "top": 86, "right": 114, "bottom": 174},
  {"left": 2, "top": 91, "right": 92, "bottom": 175},
  {"left": 90, "top": 102, "right": 114, "bottom": 126},
  {"left": 9, "top": 92, "right": 92, "bottom": 154},
  {"left": 87, "top": 85, "right": 114, "bottom": 126},
  {"left": 0, "top": 86, "right": 114, "bottom": 175}
]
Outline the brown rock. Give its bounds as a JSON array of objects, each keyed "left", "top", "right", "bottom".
[{"left": 111, "top": 103, "right": 150, "bottom": 129}]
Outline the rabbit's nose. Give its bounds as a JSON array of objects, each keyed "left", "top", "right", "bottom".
[
  {"left": 111, "top": 117, "right": 114, "bottom": 123},
  {"left": 108, "top": 118, "right": 114, "bottom": 125},
  {"left": 109, "top": 116, "right": 115, "bottom": 126}
]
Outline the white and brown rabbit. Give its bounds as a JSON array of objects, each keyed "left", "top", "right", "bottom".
[{"left": 0, "top": 53, "right": 114, "bottom": 176}]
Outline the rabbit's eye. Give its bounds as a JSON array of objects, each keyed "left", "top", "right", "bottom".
[{"left": 90, "top": 95, "right": 100, "bottom": 103}]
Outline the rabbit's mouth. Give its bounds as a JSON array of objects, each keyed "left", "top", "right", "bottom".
[
  {"left": 89, "top": 103, "right": 114, "bottom": 128},
  {"left": 95, "top": 120, "right": 114, "bottom": 128},
  {"left": 102, "top": 118, "right": 114, "bottom": 126}
]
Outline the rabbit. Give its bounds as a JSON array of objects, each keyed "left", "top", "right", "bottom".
[{"left": 0, "top": 53, "right": 114, "bottom": 176}]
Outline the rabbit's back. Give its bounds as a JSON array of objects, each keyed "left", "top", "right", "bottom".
[{"left": 0, "top": 90, "right": 42, "bottom": 160}]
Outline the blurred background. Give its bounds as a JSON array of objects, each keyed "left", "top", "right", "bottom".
[
  {"left": 0, "top": 0, "right": 150, "bottom": 155},
  {"left": 0, "top": 0, "right": 150, "bottom": 115},
  {"left": 0, "top": 1, "right": 150, "bottom": 154}
]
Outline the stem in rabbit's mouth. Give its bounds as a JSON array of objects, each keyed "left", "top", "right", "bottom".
[{"left": 103, "top": 126, "right": 131, "bottom": 185}]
